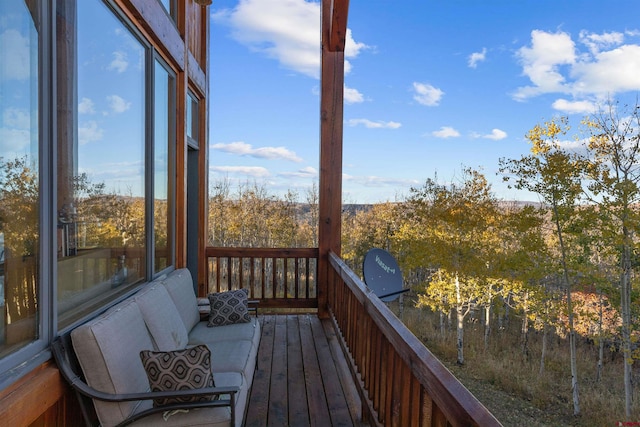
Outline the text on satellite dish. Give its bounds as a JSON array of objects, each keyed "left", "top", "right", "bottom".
[{"left": 376, "top": 255, "right": 396, "bottom": 274}]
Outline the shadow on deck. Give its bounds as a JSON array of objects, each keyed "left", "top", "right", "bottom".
[{"left": 244, "top": 314, "right": 369, "bottom": 427}]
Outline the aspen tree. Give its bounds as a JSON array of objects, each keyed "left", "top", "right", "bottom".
[
  {"left": 583, "top": 100, "right": 640, "bottom": 418},
  {"left": 499, "top": 117, "right": 586, "bottom": 416}
]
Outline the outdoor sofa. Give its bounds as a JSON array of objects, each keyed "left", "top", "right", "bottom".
[{"left": 52, "top": 268, "right": 260, "bottom": 427}]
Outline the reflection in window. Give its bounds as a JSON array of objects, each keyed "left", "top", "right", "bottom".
[
  {"left": 57, "top": 0, "right": 146, "bottom": 327},
  {"left": 0, "top": 0, "right": 40, "bottom": 357},
  {"left": 187, "top": 93, "right": 199, "bottom": 146},
  {"left": 159, "top": 0, "right": 176, "bottom": 20},
  {"left": 154, "top": 60, "right": 175, "bottom": 273}
]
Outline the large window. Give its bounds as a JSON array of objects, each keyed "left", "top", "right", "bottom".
[
  {"left": 57, "top": 0, "right": 147, "bottom": 327},
  {"left": 0, "top": 0, "right": 179, "bottom": 387},
  {"left": 0, "top": 0, "right": 41, "bottom": 358},
  {"left": 55, "top": 0, "right": 176, "bottom": 328}
]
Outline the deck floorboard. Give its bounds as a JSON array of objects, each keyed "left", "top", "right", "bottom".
[{"left": 244, "top": 314, "right": 366, "bottom": 426}]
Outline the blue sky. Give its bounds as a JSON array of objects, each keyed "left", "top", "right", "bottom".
[{"left": 209, "top": 0, "right": 640, "bottom": 203}]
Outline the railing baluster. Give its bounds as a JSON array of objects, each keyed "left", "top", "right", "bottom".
[
  {"left": 283, "top": 257, "right": 288, "bottom": 299},
  {"left": 261, "top": 257, "right": 266, "bottom": 299},
  {"left": 249, "top": 256, "right": 255, "bottom": 298},
  {"left": 294, "top": 257, "right": 299, "bottom": 299}
]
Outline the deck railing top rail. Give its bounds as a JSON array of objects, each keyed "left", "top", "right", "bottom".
[{"left": 328, "top": 251, "right": 502, "bottom": 427}]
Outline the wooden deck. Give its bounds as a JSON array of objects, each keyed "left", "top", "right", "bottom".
[{"left": 244, "top": 314, "right": 368, "bottom": 427}]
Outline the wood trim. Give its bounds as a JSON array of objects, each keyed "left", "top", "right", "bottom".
[
  {"left": 187, "top": 51, "right": 207, "bottom": 99},
  {"left": 120, "top": 0, "right": 185, "bottom": 70},
  {"left": 206, "top": 247, "right": 319, "bottom": 258},
  {"left": 329, "top": 0, "right": 350, "bottom": 52},
  {"left": 0, "top": 362, "right": 68, "bottom": 426}
]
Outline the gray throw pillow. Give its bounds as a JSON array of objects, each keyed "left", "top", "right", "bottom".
[
  {"left": 207, "top": 288, "right": 250, "bottom": 327},
  {"left": 140, "top": 344, "right": 215, "bottom": 407}
]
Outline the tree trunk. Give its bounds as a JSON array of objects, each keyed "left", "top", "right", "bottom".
[
  {"left": 455, "top": 274, "right": 464, "bottom": 365},
  {"left": 621, "top": 242, "right": 633, "bottom": 417},
  {"left": 539, "top": 322, "right": 548, "bottom": 376},
  {"left": 553, "top": 203, "right": 580, "bottom": 416},
  {"left": 521, "top": 292, "right": 529, "bottom": 357},
  {"left": 596, "top": 291, "right": 604, "bottom": 382},
  {"left": 484, "top": 303, "right": 491, "bottom": 351}
]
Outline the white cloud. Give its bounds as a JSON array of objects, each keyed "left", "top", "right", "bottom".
[
  {"left": 344, "top": 28, "right": 370, "bottom": 73},
  {"left": 513, "top": 30, "right": 576, "bottom": 100},
  {"left": 344, "top": 28, "right": 367, "bottom": 58},
  {"left": 280, "top": 166, "right": 318, "bottom": 178},
  {"left": 3, "top": 108, "right": 30, "bottom": 129},
  {"left": 579, "top": 30, "right": 624, "bottom": 54},
  {"left": 432, "top": 126, "right": 460, "bottom": 138},
  {"left": 107, "top": 95, "right": 131, "bottom": 113},
  {"left": 212, "top": 0, "right": 368, "bottom": 79},
  {"left": 78, "top": 121, "right": 104, "bottom": 145},
  {"left": 212, "top": 141, "right": 302, "bottom": 162},
  {"left": 108, "top": 51, "right": 128, "bottom": 73},
  {"left": 344, "top": 86, "right": 364, "bottom": 104},
  {"left": 413, "top": 82, "right": 444, "bottom": 106},
  {"left": 0, "top": 108, "right": 31, "bottom": 153},
  {"left": 0, "top": 127, "right": 29, "bottom": 153},
  {"left": 482, "top": 128, "right": 508, "bottom": 140},
  {"left": 552, "top": 98, "right": 597, "bottom": 114},
  {"left": 0, "top": 29, "right": 30, "bottom": 80},
  {"left": 343, "top": 174, "right": 419, "bottom": 188},
  {"left": 571, "top": 45, "right": 640, "bottom": 95},
  {"left": 211, "top": 165, "right": 270, "bottom": 178},
  {"left": 468, "top": 47, "right": 487, "bottom": 68},
  {"left": 79, "top": 98, "right": 95, "bottom": 114},
  {"left": 348, "top": 118, "right": 401, "bottom": 129},
  {"left": 513, "top": 29, "right": 640, "bottom": 103}
]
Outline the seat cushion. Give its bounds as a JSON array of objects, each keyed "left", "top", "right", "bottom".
[
  {"left": 189, "top": 318, "right": 261, "bottom": 349},
  {"left": 162, "top": 269, "right": 200, "bottom": 332},
  {"left": 129, "top": 372, "right": 245, "bottom": 427},
  {"left": 135, "top": 283, "right": 189, "bottom": 351},
  {"left": 71, "top": 299, "right": 155, "bottom": 427}
]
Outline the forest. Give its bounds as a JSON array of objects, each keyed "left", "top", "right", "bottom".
[{"left": 208, "top": 101, "right": 640, "bottom": 425}]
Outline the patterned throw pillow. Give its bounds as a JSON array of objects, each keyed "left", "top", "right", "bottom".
[
  {"left": 140, "top": 345, "right": 215, "bottom": 407},
  {"left": 207, "top": 288, "right": 250, "bottom": 327}
]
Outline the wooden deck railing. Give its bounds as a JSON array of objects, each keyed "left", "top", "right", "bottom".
[
  {"left": 205, "top": 247, "right": 319, "bottom": 309},
  {"left": 327, "top": 251, "right": 502, "bottom": 427}
]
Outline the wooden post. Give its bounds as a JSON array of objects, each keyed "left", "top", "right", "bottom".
[{"left": 318, "top": 0, "right": 348, "bottom": 318}]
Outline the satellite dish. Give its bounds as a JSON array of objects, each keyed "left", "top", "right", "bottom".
[{"left": 363, "top": 248, "right": 408, "bottom": 302}]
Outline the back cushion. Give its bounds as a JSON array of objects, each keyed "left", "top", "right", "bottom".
[
  {"left": 134, "top": 283, "right": 189, "bottom": 351},
  {"left": 162, "top": 268, "right": 200, "bottom": 331},
  {"left": 71, "top": 299, "right": 155, "bottom": 427}
]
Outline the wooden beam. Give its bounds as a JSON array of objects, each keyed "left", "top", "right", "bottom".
[
  {"left": 329, "top": 0, "right": 350, "bottom": 52},
  {"left": 0, "top": 363, "right": 69, "bottom": 426},
  {"left": 318, "top": 0, "right": 346, "bottom": 318}
]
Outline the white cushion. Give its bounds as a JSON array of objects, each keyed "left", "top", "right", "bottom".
[
  {"left": 162, "top": 269, "right": 200, "bottom": 331},
  {"left": 71, "top": 299, "right": 154, "bottom": 427},
  {"left": 135, "top": 283, "right": 189, "bottom": 351}
]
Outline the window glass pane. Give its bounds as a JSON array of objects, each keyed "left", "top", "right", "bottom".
[
  {"left": 57, "top": 0, "right": 146, "bottom": 327},
  {"left": 186, "top": 93, "right": 197, "bottom": 142},
  {"left": 154, "top": 60, "right": 174, "bottom": 273},
  {"left": 0, "top": 0, "right": 40, "bottom": 356}
]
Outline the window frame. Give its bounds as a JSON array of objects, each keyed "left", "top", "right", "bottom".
[
  {"left": 0, "top": 0, "right": 52, "bottom": 389},
  {"left": 0, "top": 0, "right": 179, "bottom": 388}
]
